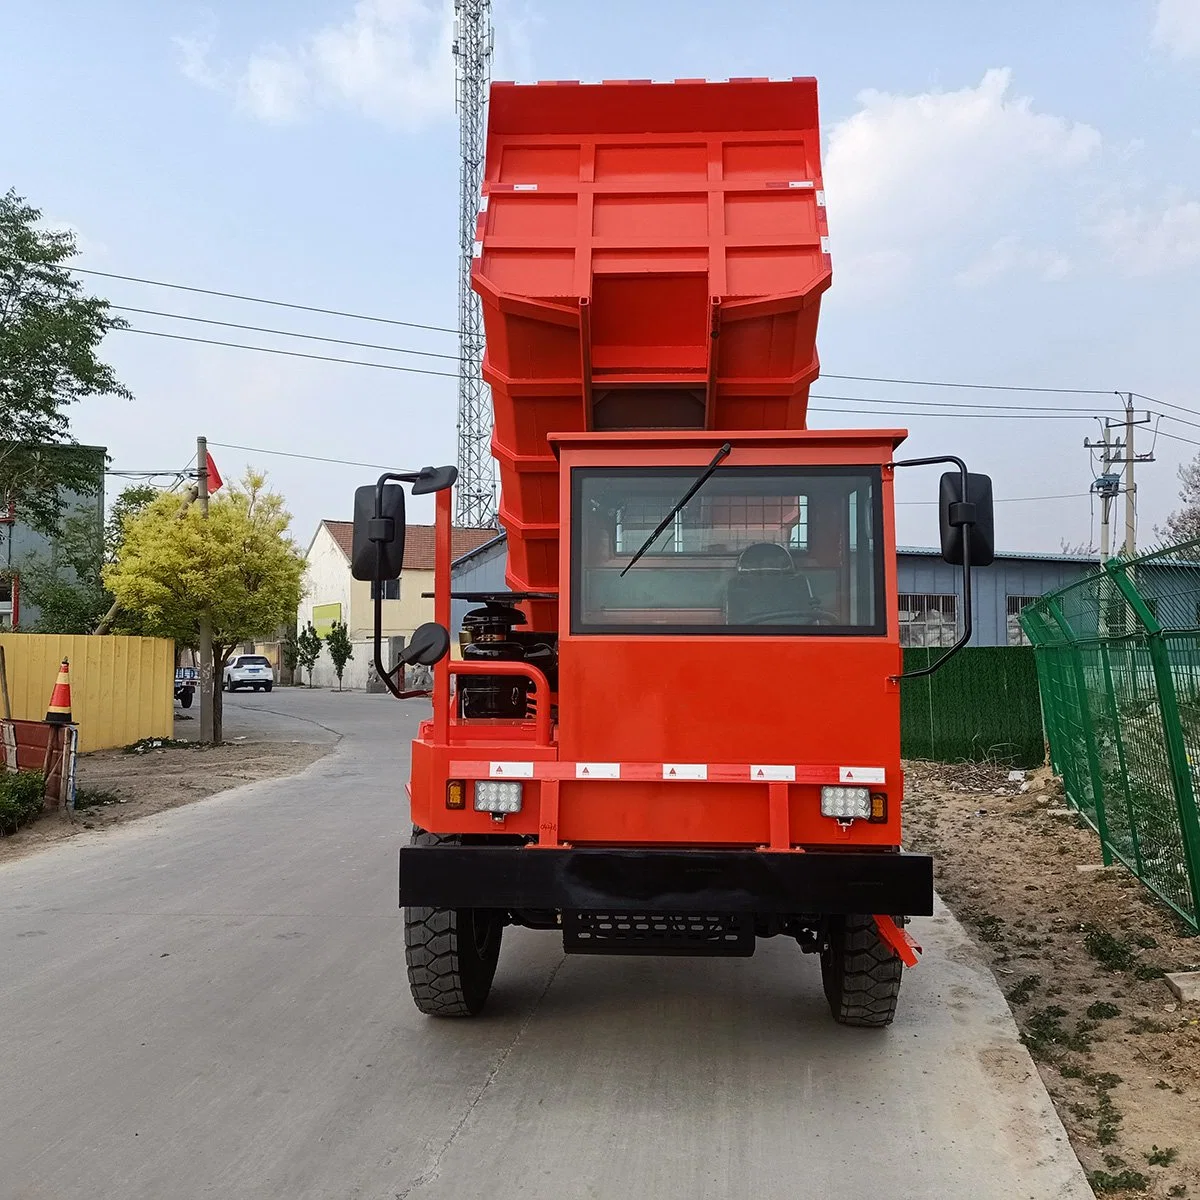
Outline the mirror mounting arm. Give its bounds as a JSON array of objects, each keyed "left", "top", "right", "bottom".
[
  {"left": 365, "top": 468, "right": 457, "bottom": 700},
  {"left": 889, "top": 455, "right": 975, "bottom": 683}
]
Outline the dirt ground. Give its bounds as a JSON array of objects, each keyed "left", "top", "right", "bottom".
[
  {"left": 0, "top": 737, "right": 332, "bottom": 864},
  {"left": 906, "top": 760, "right": 1200, "bottom": 1199}
]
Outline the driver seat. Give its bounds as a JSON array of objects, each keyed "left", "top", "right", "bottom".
[{"left": 725, "top": 542, "right": 813, "bottom": 625}]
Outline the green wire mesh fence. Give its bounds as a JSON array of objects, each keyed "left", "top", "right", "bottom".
[{"left": 1022, "top": 540, "right": 1200, "bottom": 928}]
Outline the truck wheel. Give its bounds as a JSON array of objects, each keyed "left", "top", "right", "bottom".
[
  {"left": 180, "top": 691, "right": 193, "bottom": 709},
  {"left": 820, "top": 914, "right": 903, "bottom": 1028},
  {"left": 404, "top": 831, "right": 503, "bottom": 1017}
]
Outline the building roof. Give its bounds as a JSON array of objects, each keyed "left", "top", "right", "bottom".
[
  {"left": 896, "top": 545, "right": 1100, "bottom": 565},
  {"left": 320, "top": 521, "right": 496, "bottom": 571},
  {"left": 447, "top": 529, "right": 1103, "bottom": 569}
]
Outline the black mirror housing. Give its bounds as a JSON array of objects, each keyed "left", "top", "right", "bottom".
[
  {"left": 351, "top": 483, "right": 406, "bottom": 581},
  {"left": 402, "top": 622, "right": 451, "bottom": 666},
  {"left": 412, "top": 465, "right": 459, "bottom": 496},
  {"left": 940, "top": 472, "right": 995, "bottom": 567}
]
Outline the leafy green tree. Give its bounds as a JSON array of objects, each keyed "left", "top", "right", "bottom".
[
  {"left": 18, "top": 508, "right": 106, "bottom": 633},
  {"left": 104, "top": 470, "right": 305, "bottom": 744},
  {"left": 296, "top": 621, "right": 322, "bottom": 687},
  {"left": 0, "top": 189, "right": 129, "bottom": 536},
  {"left": 19, "top": 482, "right": 160, "bottom": 634},
  {"left": 326, "top": 620, "right": 354, "bottom": 691},
  {"left": 280, "top": 626, "right": 301, "bottom": 684},
  {"left": 1159, "top": 454, "right": 1200, "bottom": 546}
]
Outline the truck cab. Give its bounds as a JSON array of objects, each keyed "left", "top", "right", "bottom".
[{"left": 353, "top": 76, "right": 993, "bottom": 1027}]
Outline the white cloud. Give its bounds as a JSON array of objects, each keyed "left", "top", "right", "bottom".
[
  {"left": 1152, "top": 0, "right": 1200, "bottom": 60},
  {"left": 1091, "top": 197, "right": 1200, "bottom": 274},
  {"left": 955, "top": 235, "right": 1071, "bottom": 287},
  {"left": 824, "top": 69, "right": 1100, "bottom": 299},
  {"left": 174, "top": 0, "right": 454, "bottom": 129}
]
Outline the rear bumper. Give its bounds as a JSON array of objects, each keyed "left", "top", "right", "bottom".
[{"left": 398, "top": 845, "right": 933, "bottom": 916}]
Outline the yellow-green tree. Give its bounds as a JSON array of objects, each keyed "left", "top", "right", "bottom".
[{"left": 104, "top": 470, "right": 305, "bottom": 743}]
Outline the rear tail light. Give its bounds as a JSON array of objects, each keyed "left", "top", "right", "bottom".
[{"left": 446, "top": 780, "right": 465, "bottom": 809}]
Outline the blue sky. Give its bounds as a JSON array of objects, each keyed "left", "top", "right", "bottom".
[{"left": 5, "top": 0, "right": 1200, "bottom": 552}]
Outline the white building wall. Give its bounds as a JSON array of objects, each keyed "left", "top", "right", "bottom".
[{"left": 300, "top": 526, "right": 366, "bottom": 689}]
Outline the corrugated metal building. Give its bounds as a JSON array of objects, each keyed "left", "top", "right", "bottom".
[{"left": 450, "top": 534, "right": 1098, "bottom": 648}]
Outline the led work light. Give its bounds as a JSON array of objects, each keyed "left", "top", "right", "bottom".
[
  {"left": 820, "top": 785, "right": 872, "bottom": 821},
  {"left": 474, "top": 780, "right": 523, "bottom": 814}
]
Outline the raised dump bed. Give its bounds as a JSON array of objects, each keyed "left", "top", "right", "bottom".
[{"left": 473, "top": 77, "right": 832, "bottom": 612}]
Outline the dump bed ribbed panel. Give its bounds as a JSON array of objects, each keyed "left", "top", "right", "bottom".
[{"left": 473, "top": 77, "right": 832, "bottom": 604}]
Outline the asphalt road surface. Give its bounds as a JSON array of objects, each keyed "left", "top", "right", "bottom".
[{"left": 0, "top": 689, "right": 1092, "bottom": 1200}]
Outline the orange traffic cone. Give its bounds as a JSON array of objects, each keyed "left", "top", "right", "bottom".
[{"left": 45, "top": 658, "right": 73, "bottom": 725}]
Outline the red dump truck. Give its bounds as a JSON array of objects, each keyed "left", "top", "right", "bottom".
[{"left": 352, "top": 77, "right": 994, "bottom": 1027}]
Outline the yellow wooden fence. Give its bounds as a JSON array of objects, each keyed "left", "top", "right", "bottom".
[{"left": 0, "top": 634, "right": 174, "bottom": 752}]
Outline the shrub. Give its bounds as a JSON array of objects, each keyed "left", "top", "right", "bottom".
[{"left": 0, "top": 771, "right": 46, "bottom": 835}]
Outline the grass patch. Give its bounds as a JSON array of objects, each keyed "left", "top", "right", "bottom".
[
  {"left": 1147, "top": 1146, "right": 1179, "bottom": 1167},
  {"left": 73, "top": 786, "right": 122, "bottom": 810},
  {"left": 0, "top": 770, "right": 45, "bottom": 835},
  {"left": 1023, "top": 1006, "right": 1094, "bottom": 1058},
  {"left": 1084, "top": 926, "right": 1136, "bottom": 972},
  {"left": 1128, "top": 1016, "right": 1171, "bottom": 1035},
  {"left": 122, "top": 737, "right": 201, "bottom": 755},
  {"left": 1086, "top": 1001, "right": 1121, "bottom": 1020},
  {"left": 1088, "top": 1168, "right": 1149, "bottom": 1193},
  {"left": 1007, "top": 974, "right": 1041, "bottom": 1005}
]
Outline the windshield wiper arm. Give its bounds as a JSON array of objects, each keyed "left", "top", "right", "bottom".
[{"left": 619, "top": 442, "right": 732, "bottom": 577}]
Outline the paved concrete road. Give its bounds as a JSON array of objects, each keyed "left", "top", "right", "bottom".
[{"left": 0, "top": 689, "right": 1090, "bottom": 1200}]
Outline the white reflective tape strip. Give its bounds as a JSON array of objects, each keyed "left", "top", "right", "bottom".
[
  {"left": 490, "top": 761, "right": 534, "bottom": 778},
  {"left": 820, "top": 235, "right": 831, "bottom": 254},
  {"left": 663, "top": 764, "right": 707, "bottom": 780},
  {"left": 513, "top": 183, "right": 538, "bottom": 191},
  {"left": 576, "top": 762, "right": 620, "bottom": 779},
  {"left": 788, "top": 180, "right": 814, "bottom": 188},
  {"left": 815, "top": 189, "right": 825, "bottom": 207},
  {"left": 839, "top": 766, "right": 885, "bottom": 784},
  {"left": 751, "top": 765, "right": 795, "bottom": 781}
]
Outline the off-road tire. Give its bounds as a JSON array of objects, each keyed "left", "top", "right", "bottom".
[
  {"left": 820, "top": 914, "right": 903, "bottom": 1028},
  {"left": 404, "top": 830, "right": 503, "bottom": 1017}
]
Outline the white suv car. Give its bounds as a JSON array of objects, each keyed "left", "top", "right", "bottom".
[{"left": 223, "top": 654, "right": 275, "bottom": 693}]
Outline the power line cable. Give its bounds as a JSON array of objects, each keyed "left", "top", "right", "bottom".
[
  {"left": 111, "top": 306, "right": 462, "bottom": 362},
  {"left": 811, "top": 391, "right": 1116, "bottom": 415},
  {"left": 896, "top": 492, "right": 1090, "bottom": 506},
  {"left": 72, "top": 266, "right": 461, "bottom": 336},
  {"left": 820, "top": 373, "right": 1114, "bottom": 396},
  {"left": 116, "top": 326, "right": 461, "bottom": 379},
  {"left": 113, "top": 327, "right": 1114, "bottom": 413},
  {"left": 207, "top": 441, "right": 416, "bottom": 473}
]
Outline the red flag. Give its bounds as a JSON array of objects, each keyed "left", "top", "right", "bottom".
[{"left": 205, "top": 451, "right": 223, "bottom": 494}]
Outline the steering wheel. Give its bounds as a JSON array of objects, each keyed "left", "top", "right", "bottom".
[{"left": 739, "top": 608, "right": 840, "bottom": 626}]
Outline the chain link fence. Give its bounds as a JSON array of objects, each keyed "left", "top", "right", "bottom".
[{"left": 1022, "top": 541, "right": 1200, "bottom": 927}]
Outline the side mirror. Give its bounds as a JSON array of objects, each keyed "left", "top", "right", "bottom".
[
  {"left": 412, "top": 465, "right": 459, "bottom": 496},
  {"left": 939, "top": 472, "right": 995, "bottom": 567},
  {"left": 402, "top": 622, "right": 451, "bottom": 666},
  {"left": 351, "top": 483, "right": 405, "bottom": 582}
]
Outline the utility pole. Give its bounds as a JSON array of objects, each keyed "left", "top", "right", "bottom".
[
  {"left": 1085, "top": 396, "right": 1153, "bottom": 560},
  {"left": 197, "top": 436, "right": 214, "bottom": 744},
  {"left": 1124, "top": 393, "right": 1138, "bottom": 558}
]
